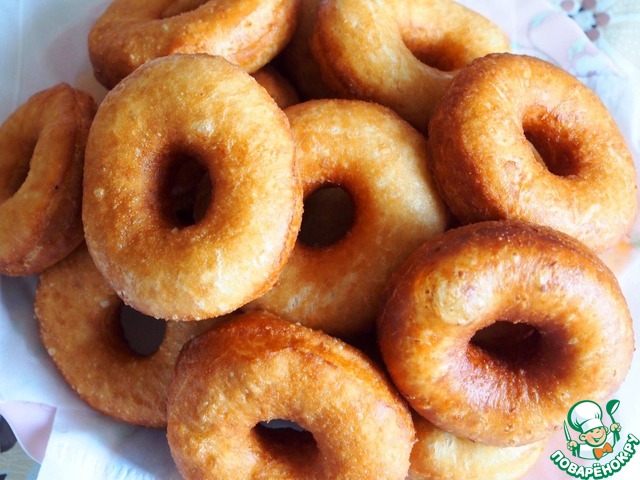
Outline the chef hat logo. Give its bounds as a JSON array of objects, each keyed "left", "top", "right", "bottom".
[{"left": 568, "top": 400, "right": 605, "bottom": 434}]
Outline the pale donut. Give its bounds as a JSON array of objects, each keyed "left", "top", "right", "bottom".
[
  {"left": 310, "top": 0, "right": 510, "bottom": 130},
  {"left": 247, "top": 99, "right": 448, "bottom": 338},
  {"left": 88, "top": 0, "right": 299, "bottom": 89},
  {"left": 378, "top": 221, "right": 634, "bottom": 447},
  {"left": 428, "top": 53, "right": 637, "bottom": 252},
  {"left": 167, "top": 310, "right": 415, "bottom": 479},
  {"left": 83, "top": 54, "right": 302, "bottom": 321}
]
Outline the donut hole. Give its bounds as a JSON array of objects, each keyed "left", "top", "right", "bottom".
[
  {"left": 470, "top": 321, "right": 542, "bottom": 367},
  {"left": 119, "top": 305, "right": 166, "bottom": 356},
  {"left": 253, "top": 420, "right": 319, "bottom": 465},
  {"left": 160, "top": 0, "right": 209, "bottom": 18},
  {"left": 523, "top": 119, "right": 580, "bottom": 177},
  {"left": 298, "top": 184, "right": 355, "bottom": 248},
  {"left": 402, "top": 33, "right": 470, "bottom": 72},
  {"left": 158, "top": 148, "right": 212, "bottom": 228}
]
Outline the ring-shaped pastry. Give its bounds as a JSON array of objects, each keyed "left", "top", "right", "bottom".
[
  {"left": 83, "top": 54, "right": 302, "bottom": 321},
  {"left": 247, "top": 99, "right": 448, "bottom": 338},
  {"left": 378, "top": 221, "right": 634, "bottom": 447},
  {"left": 0, "top": 83, "right": 96, "bottom": 276},
  {"left": 428, "top": 53, "right": 637, "bottom": 252},
  {"left": 310, "top": 0, "right": 509, "bottom": 130},
  {"left": 35, "top": 245, "right": 225, "bottom": 427},
  {"left": 167, "top": 310, "right": 415, "bottom": 479},
  {"left": 89, "top": 0, "right": 299, "bottom": 88}
]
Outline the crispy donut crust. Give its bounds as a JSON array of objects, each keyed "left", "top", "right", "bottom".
[
  {"left": 167, "top": 310, "right": 415, "bottom": 480},
  {"left": 88, "top": 0, "right": 299, "bottom": 89},
  {"left": 378, "top": 221, "right": 634, "bottom": 447},
  {"left": 310, "top": 0, "right": 509, "bottom": 130},
  {"left": 428, "top": 53, "right": 638, "bottom": 252},
  {"left": 247, "top": 99, "right": 448, "bottom": 338},
  {"left": 0, "top": 84, "right": 96, "bottom": 276},
  {"left": 83, "top": 54, "right": 302, "bottom": 321},
  {"left": 35, "top": 244, "right": 224, "bottom": 427},
  {"left": 408, "top": 413, "right": 546, "bottom": 480}
]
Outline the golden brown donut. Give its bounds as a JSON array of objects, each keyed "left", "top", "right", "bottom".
[
  {"left": 83, "top": 54, "right": 302, "bottom": 321},
  {"left": 35, "top": 244, "right": 225, "bottom": 427},
  {"left": 275, "top": 0, "right": 336, "bottom": 100},
  {"left": 251, "top": 65, "right": 300, "bottom": 109},
  {"left": 88, "top": 0, "right": 299, "bottom": 89},
  {"left": 309, "top": 0, "right": 509, "bottom": 130},
  {"left": 0, "top": 83, "right": 96, "bottom": 276},
  {"left": 378, "top": 221, "right": 634, "bottom": 447},
  {"left": 247, "top": 99, "right": 448, "bottom": 338},
  {"left": 167, "top": 310, "right": 415, "bottom": 479},
  {"left": 408, "top": 412, "right": 547, "bottom": 480},
  {"left": 428, "top": 53, "right": 638, "bottom": 253}
]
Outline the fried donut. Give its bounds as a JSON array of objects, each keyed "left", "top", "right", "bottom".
[
  {"left": 83, "top": 54, "right": 302, "bottom": 321},
  {"left": 35, "top": 244, "right": 225, "bottom": 427},
  {"left": 0, "top": 83, "right": 96, "bottom": 276},
  {"left": 247, "top": 99, "right": 448, "bottom": 338},
  {"left": 310, "top": 0, "right": 509, "bottom": 130},
  {"left": 378, "top": 221, "right": 634, "bottom": 447},
  {"left": 408, "top": 413, "right": 546, "bottom": 480},
  {"left": 428, "top": 53, "right": 637, "bottom": 252},
  {"left": 251, "top": 65, "right": 300, "bottom": 109},
  {"left": 167, "top": 310, "right": 414, "bottom": 479},
  {"left": 88, "top": 0, "right": 299, "bottom": 89},
  {"left": 275, "top": 0, "right": 336, "bottom": 100}
]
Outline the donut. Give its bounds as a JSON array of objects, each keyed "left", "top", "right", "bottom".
[
  {"left": 0, "top": 83, "right": 96, "bottom": 276},
  {"left": 83, "top": 54, "right": 302, "bottom": 321},
  {"left": 309, "top": 0, "right": 509, "bottom": 130},
  {"left": 35, "top": 244, "right": 226, "bottom": 427},
  {"left": 251, "top": 65, "right": 300, "bottom": 109},
  {"left": 275, "top": 0, "right": 336, "bottom": 100},
  {"left": 408, "top": 412, "right": 546, "bottom": 480},
  {"left": 167, "top": 310, "right": 415, "bottom": 479},
  {"left": 88, "top": 0, "right": 299, "bottom": 89},
  {"left": 247, "top": 99, "right": 448, "bottom": 338},
  {"left": 428, "top": 53, "right": 638, "bottom": 252},
  {"left": 377, "top": 221, "right": 634, "bottom": 447}
]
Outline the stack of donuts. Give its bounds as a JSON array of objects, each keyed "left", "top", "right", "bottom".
[{"left": 0, "top": 0, "right": 637, "bottom": 479}]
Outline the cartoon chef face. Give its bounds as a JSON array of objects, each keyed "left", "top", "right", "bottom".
[{"left": 581, "top": 425, "right": 609, "bottom": 447}]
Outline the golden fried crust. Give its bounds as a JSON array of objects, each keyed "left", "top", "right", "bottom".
[
  {"left": 0, "top": 84, "right": 96, "bottom": 276},
  {"left": 167, "top": 311, "right": 415, "bottom": 480},
  {"left": 309, "top": 0, "right": 509, "bottom": 130},
  {"left": 378, "top": 221, "right": 634, "bottom": 447},
  {"left": 247, "top": 99, "right": 448, "bottom": 338},
  {"left": 83, "top": 54, "right": 302, "bottom": 321},
  {"left": 428, "top": 53, "right": 638, "bottom": 252},
  {"left": 88, "top": 0, "right": 299, "bottom": 89},
  {"left": 408, "top": 413, "right": 546, "bottom": 480},
  {"left": 251, "top": 65, "right": 300, "bottom": 109},
  {"left": 34, "top": 244, "right": 225, "bottom": 427}
]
